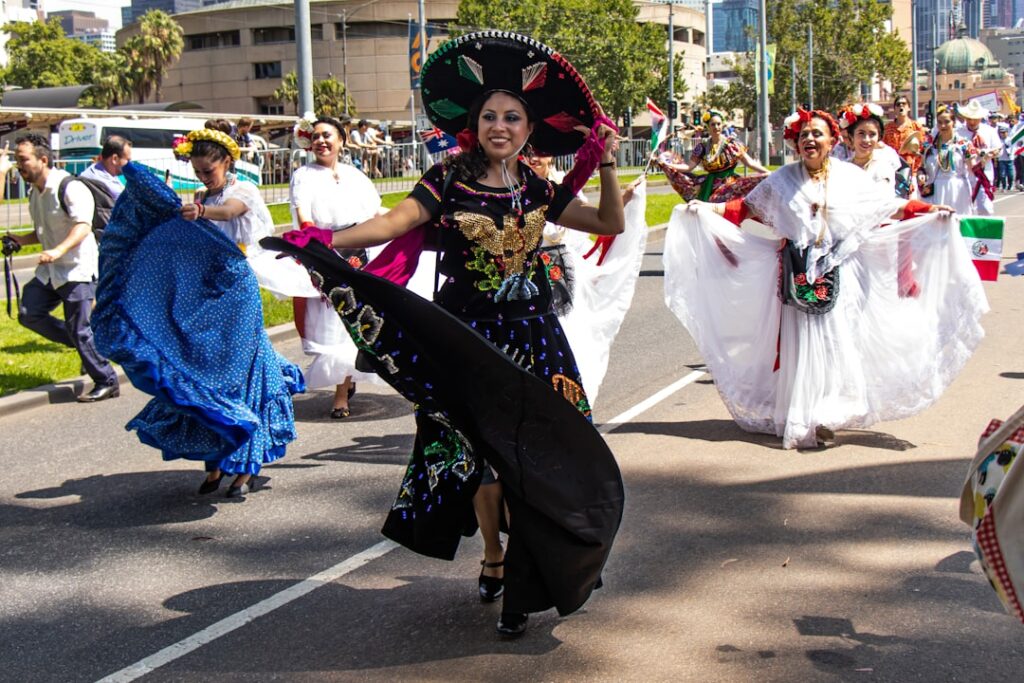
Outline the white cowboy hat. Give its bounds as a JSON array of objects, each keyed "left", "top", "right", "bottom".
[{"left": 959, "top": 100, "right": 990, "bottom": 120}]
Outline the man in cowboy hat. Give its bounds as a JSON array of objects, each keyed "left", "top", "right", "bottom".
[{"left": 957, "top": 100, "right": 1001, "bottom": 214}]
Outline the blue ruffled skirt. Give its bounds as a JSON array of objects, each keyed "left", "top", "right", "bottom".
[{"left": 93, "top": 162, "right": 304, "bottom": 474}]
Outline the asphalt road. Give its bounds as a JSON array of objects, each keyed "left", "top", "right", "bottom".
[{"left": 2, "top": 191, "right": 1024, "bottom": 682}]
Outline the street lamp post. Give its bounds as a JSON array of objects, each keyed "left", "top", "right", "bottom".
[
  {"left": 294, "top": 0, "right": 314, "bottom": 116},
  {"left": 341, "top": 9, "right": 348, "bottom": 115},
  {"left": 911, "top": 0, "right": 918, "bottom": 118},
  {"left": 807, "top": 24, "right": 813, "bottom": 110},
  {"left": 758, "top": 0, "right": 769, "bottom": 165}
]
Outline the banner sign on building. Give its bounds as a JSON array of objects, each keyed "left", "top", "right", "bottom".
[{"left": 409, "top": 21, "right": 434, "bottom": 89}]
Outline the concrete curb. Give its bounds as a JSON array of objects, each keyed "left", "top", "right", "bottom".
[{"left": 0, "top": 321, "right": 299, "bottom": 419}]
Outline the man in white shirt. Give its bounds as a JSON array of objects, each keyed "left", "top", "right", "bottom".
[
  {"left": 8, "top": 133, "right": 119, "bottom": 402},
  {"left": 956, "top": 101, "right": 1001, "bottom": 215},
  {"left": 79, "top": 135, "right": 131, "bottom": 199}
]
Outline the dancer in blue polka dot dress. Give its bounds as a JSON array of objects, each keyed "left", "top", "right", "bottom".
[{"left": 93, "top": 132, "right": 304, "bottom": 501}]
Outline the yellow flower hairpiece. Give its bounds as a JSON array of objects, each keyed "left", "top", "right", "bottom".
[{"left": 173, "top": 129, "right": 241, "bottom": 161}]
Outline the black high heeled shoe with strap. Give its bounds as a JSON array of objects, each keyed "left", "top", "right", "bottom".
[{"left": 478, "top": 560, "right": 504, "bottom": 602}]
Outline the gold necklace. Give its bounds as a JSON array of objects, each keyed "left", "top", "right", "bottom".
[{"left": 806, "top": 159, "right": 829, "bottom": 182}]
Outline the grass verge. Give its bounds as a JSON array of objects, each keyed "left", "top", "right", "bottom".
[{"left": 0, "top": 289, "right": 294, "bottom": 398}]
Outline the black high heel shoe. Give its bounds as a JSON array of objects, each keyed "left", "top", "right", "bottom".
[
  {"left": 197, "top": 472, "right": 224, "bottom": 495},
  {"left": 347, "top": 382, "right": 357, "bottom": 399},
  {"left": 479, "top": 560, "right": 504, "bottom": 602},
  {"left": 496, "top": 611, "right": 528, "bottom": 637}
]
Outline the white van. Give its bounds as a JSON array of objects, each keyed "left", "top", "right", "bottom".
[{"left": 56, "top": 117, "right": 263, "bottom": 191}]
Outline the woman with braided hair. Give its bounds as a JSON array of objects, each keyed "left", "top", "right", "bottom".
[
  {"left": 662, "top": 108, "right": 986, "bottom": 449},
  {"left": 655, "top": 109, "right": 770, "bottom": 202}
]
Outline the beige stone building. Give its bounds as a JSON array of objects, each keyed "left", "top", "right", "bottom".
[{"left": 118, "top": 0, "right": 708, "bottom": 126}]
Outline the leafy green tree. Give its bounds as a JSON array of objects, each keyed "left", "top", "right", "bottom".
[
  {"left": 273, "top": 71, "right": 356, "bottom": 117},
  {"left": 728, "top": 0, "right": 912, "bottom": 123},
  {"left": 0, "top": 18, "right": 109, "bottom": 91},
  {"left": 79, "top": 51, "right": 131, "bottom": 108},
  {"left": 454, "top": 0, "right": 675, "bottom": 120}
]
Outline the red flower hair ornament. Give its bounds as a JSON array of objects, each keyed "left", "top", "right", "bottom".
[
  {"left": 782, "top": 108, "right": 841, "bottom": 145},
  {"left": 836, "top": 102, "right": 884, "bottom": 130}
]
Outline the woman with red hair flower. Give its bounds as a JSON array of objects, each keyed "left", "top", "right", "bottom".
[{"left": 662, "top": 108, "right": 987, "bottom": 450}]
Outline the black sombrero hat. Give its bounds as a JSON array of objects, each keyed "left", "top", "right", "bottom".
[{"left": 421, "top": 30, "right": 599, "bottom": 156}]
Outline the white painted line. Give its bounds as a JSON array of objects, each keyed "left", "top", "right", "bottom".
[
  {"left": 598, "top": 370, "right": 706, "bottom": 434},
  {"left": 95, "top": 370, "right": 709, "bottom": 680},
  {"left": 994, "top": 194, "right": 1020, "bottom": 204},
  {"left": 96, "top": 540, "right": 399, "bottom": 683}
]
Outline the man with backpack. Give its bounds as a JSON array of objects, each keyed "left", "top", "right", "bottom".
[
  {"left": 6, "top": 133, "right": 119, "bottom": 402},
  {"left": 79, "top": 135, "right": 131, "bottom": 200}
]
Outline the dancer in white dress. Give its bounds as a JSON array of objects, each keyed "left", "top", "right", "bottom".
[
  {"left": 664, "top": 109, "right": 987, "bottom": 449},
  {"left": 527, "top": 154, "right": 648, "bottom": 406},
  {"left": 921, "top": 105, "right": 977, "bottom": 215},
  {"left": 833, "top": 103, "right": 905, "bottom": 196},
  {"left": 290, "top": 115, "right": 383, "bottom": 418}
]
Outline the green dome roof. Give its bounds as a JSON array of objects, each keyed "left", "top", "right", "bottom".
[
  {"left": 935, "top": 37, "right": 998, "bottom": 74},
  {"left": 982, "top": 66, "right": 1007, "bottom": 80}
]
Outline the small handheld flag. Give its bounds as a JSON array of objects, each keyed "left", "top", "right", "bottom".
[
  {"left": 420, "top": 126, "right": 457, "bottom": 154},
  {"left": 960, "top": 216, "right": 1004, "bottom": 281}
]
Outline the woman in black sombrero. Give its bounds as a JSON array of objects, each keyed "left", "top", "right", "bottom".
[{"left": 268, "top": 31, "right": 624, "bottom": 638}]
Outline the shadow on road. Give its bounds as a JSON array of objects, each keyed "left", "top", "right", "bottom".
[
  {"left": 291, "top": 391, "right": 410, "bottom": 424},
  {"left": 303, "top": 433, "right": 414, "bottom": 466},
  {"left": 614, "top": 418, "right": 917, "bottom": 452}
]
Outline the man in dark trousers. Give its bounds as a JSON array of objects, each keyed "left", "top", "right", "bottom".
[{"left": 7, "top": 133, "right": 119, "bottom": 402}]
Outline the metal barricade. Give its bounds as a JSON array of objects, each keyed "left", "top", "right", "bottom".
[{"left": 0, "top": 138, "right": 675, "bottom": 233}]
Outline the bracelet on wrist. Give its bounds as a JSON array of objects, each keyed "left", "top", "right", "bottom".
[{"left": 599, "top": 161, "right": 615, "bottom": 168}]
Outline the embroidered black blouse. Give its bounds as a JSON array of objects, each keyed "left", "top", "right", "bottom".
[{"left": 409, "top": 161, "right": 576, "bottom": 321}]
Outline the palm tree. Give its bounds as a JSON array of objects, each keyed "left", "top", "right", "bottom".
[
  {"left": 314, "top": 75, "right": 355, "bottom": 118},
  {"left": 273, "top": 71, "right": 300, "bottom": 114},
  {"left": 122, "top": 35, "right": 155, "bottom": 105},
  {"left": 136, "top": 10, "right": 184, "bottom": 103}
]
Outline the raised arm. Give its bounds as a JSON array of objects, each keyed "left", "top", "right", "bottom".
[
  {"left": 557, "top": 124, "right": 624, "bottom": 236},
  {"left": 740, "top": 150, "right": 770, "bottom": 174},
  {"left": 331, "top": 196, "right": 432, "bottom": 249}
]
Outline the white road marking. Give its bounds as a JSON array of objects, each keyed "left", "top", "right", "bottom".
[
  {"left": 598, "top": 370, "right": 706, "bottom": 434},
  {"left": 95, "top": 370, "right": 707, "bottom": 681},
  {"left": 96, "top": 540, "right": 398, "bottom": 682}
]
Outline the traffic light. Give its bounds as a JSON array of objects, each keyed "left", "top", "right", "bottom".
[
  {"left": 668, "top": 100, "right": 678, "bottom": 120},
  {"left": 926, "top": 102, "right": 934, "bottom": 129},
  {"left": 623, "top": 108, "right": 632, "bottom": 128}
]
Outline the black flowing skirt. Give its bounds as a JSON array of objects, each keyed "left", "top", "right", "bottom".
[{"left": 263, "top": 238, "right": 624, "bottom": 616}]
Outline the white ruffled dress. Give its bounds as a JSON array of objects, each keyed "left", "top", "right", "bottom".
[
  {"left": 663, "top": 160, "right": 989, "bottom": 448},
  {"left": 289, "top": 163, "right": 384, "bottom": 389},
  {"left": 556, "top": 181, "right": 649, "bottom": 406},
  {"left": 203, "top": 176, "right": 314, "bottom": 298}
]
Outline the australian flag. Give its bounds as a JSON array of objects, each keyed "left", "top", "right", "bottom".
[{"left": 420, "top": 126, "right": 458, "bottom": 154}]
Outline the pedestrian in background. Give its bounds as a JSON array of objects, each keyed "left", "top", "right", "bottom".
[
  {"left": 7, "top": 133, "right": 120, "bottom": 403},
  {"left": 80, "top": 135, "right": 132, "bottom": 200}
]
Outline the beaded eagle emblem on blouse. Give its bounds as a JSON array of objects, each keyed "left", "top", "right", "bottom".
[{"left": 453, "top": 207, "right": 547, "bottom": 301}]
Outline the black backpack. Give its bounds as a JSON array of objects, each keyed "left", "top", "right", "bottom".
[{"left": 57, "top": 174, "right": 117, "bottom": 240}]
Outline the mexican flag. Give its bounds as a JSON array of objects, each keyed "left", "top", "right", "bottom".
[
  {"left": 647, "top": 98, "right": 668, "bottom": 152},
  {"left": 960, "top": 217, "right": 1004, "bottom": 281}
]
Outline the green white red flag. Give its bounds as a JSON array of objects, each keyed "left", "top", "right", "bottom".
[
  {"left": 960, "top": 216, "right": 1004, "bottom": 281},
  {"left": 647, "top": 98, "right": 668, "bottom": 152}
]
